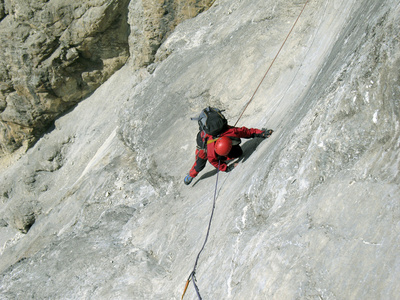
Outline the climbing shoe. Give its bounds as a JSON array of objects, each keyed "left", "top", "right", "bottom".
[
  {"left": 226, "top": 163, "right": 238, "bottom": 172},
  {"left": 184, "top": 174, "right": 193, "bottom": 185}
]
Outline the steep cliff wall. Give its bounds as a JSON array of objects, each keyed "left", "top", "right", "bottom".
[
  {"left": 0, "top": 0, "right": 399, "bottom": 299},
  {"left": 0, "top": 0, "right": 213, "bottom": 158},
  {"left": 0, "top": 0, "right": 131, "bottom": 155}
]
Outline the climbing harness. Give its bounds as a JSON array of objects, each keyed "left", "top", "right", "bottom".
[
  {"left": 234, "top": 0, "right": 310, "bottom": 127},
  {"left": 181, "top": 161, "right": 221, "bottom": 300},
  {"left": 182, "top": 1, "right": 310, "bottom": 298}
]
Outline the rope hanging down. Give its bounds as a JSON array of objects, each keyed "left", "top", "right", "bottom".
[
  {"left": 181, "top": 161, "right": 221, "bottom": 300},
  {"left": 182, "top": 1, "right": 310, "bottom": 298},
  {"left": 234, "top": 0, "right": 310, "bottom": 127}
]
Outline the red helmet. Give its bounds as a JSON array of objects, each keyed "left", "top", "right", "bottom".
[{"left": 215, "top": 136, "right": 232, "bottom": 156}]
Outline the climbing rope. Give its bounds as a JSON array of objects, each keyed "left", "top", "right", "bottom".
[
  {"left": 234, "top": 0, "right": 310, "bottom": 127},
  {"left": 181, "top": 161, "right": 221, "bottom": 300},
  {"left": 182, "top": 1, "right": 310, "bottom": 298}
]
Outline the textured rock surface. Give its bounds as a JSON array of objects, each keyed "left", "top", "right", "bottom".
[
  {"left": 0, "top": 0, "right": 213, "bottom": 158},
  {"left": 128, "top": 0, "right": 214, "bottom": 70},
  {"left": 0, "top": 0, "right": 131, "bottom": 156},
  {"left": 0, "top": 0, "right": 399, "bottom": 299}
]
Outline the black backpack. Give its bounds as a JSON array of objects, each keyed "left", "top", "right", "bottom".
[{"left": 192, "top": 107, "right": 228, "bottom": 136}]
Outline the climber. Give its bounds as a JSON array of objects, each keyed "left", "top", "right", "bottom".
[{"left": 184, "top": 107, "right": 273, "bottom": 185}]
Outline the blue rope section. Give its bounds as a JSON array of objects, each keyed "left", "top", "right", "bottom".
[{"left": 182, "top": 160, "right": 221, "bottom": 300}]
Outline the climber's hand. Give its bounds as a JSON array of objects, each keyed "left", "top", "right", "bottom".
[{"left": 254, "top": 129, "right": 273, "bottom": 138}]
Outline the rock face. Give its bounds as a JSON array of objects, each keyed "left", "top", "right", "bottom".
[
  {"left": 0, "top": 0, "right": 131, "bottom": 155},
  {"left": 128, "top": 0, "right": 215, "bottom": 69},
  {"left": 0, "top": 0, "right": 214, "bottom": 158},
  {"left": 0, "top": 0, "right": 399, "bottom": 299}
]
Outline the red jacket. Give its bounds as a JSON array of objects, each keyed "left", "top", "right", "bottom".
[{"left": 206, "top": 126, "right": 264, "bottom": 172}]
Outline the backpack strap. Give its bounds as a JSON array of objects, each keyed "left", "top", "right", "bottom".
[
  {"left": 196, "top": 130, "right": 209, "bottom": 150},
  {"left": 202, "top": 131, "right": 208, "bottom": 150}
]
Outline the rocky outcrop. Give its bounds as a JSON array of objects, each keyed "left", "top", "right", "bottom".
[
  {"left": 128, "top": 0, "right": 215, "bottom": 70},
  {"left": 0, "top": 1, "right": 5, "bottom": 21},
  {"left": 0, "top": 0, "right": 130, "bottom": 156},
  {"left": 0, "top": 0, "right": 214, "bottom": 158}
]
